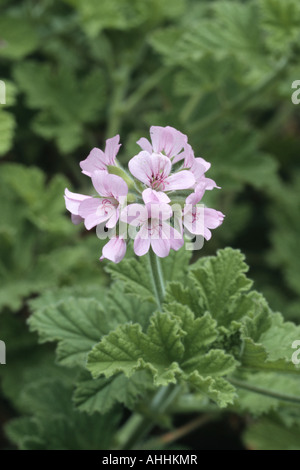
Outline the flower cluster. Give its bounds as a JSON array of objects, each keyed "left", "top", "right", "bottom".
[{"left": 64, "top": 126, "right": 225, "bottom": 263}]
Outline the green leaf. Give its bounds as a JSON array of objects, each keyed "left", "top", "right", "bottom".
[
  {"left": 189, "top": 248, "right": 253, "bottom": 326},
  {"left": 240, "top": 311, "right": 300, "bottom": 374},
  {"left": 87, "top": 309, "right": 238, "bottom": 406},
  {"left": 233, "top": 372, "right": 300, "bottom": 416},
  {"left": 65, "top": 0, "right": 186, "bottom": 37},
  {"left": 14, "top": 62, "right": 107, "bottom": 153},
  {"left": 187, "top": 373, "right": 237, "bottom": 409},
  {"left": 5, "top": 379, "right": 121, "bottom": 450},
  {"left": 28, "top": 298, "right": 110, "bottom": 367},
  {"left": 87, "top": 313, "right": 184, "bottom": 386},
  {"left": 244, "top": 418, "right": 300, "bottom": 450},
  {"left": 163, "top": 303, "right": 217, "bottom": 357},
  {"left": 0, "top": 110, "right": 16, "bottom": 155},
  {"left": 0, "top": 16, "right": 38, "bottom": 59},
  {"left": 73, "top": 370, "right": 154, "bottom": 414}
]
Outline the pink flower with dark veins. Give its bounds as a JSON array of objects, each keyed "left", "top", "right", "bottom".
[
  {"left": 64, "top": 126, "right": 225, "bottom": 264},
  {"left": 121, "top": 188, "right": 183, "bottom": 258},
  {"left": 80, "top": 135, "right": 121, "bottom": 177},
  {"left": 183, "top": 189, "right": 225, "bottom": 240},
  {"left": 128, "top": 151, "right": 195, "bottom": 192},
  {"left": 78, "top": 171, "right": 128, "bottom": 230}
]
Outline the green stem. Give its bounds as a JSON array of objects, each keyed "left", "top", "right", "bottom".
[
  {"left": 230, "top": 378, "right": 300, "bottom": 405},
  {"left": 148, "top": 249, "right": 165, "bottom": 310},
  {"left": 116, "top": 385, "right": 181, "bottom": 450},
  {"left": 115, "top": 253, "right": 181, "bottom": 450}
]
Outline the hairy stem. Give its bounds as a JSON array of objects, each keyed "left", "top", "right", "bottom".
[{"left": 148, "top": 249, "right": 165, "bottom": 310}]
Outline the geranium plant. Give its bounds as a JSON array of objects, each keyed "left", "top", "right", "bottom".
[{"left": 21, "top": 125, "right": 295, "bottom": 450}]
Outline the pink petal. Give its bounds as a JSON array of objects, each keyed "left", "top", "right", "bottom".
[
  {"left": 105, "top": 135, "right": 121, "bottom": 165},
  {"left": 196, "top": 157, "right": 211, "bottom": 172},
  {"left": 128, "top": 151, "right": 171, "bottom": 187},
  {"left": 185, "top": 190, "right": 203, "bottom": 206},
  {"left": 204, "top": 208, "right": 225, "bottom": 229},
  {"left": 174, "top": 143, "right": 194, "bottom": 166},
  {"left": 92, "top": 171, "right": 128, "bottom": 199},
  {"left": 71, "top": 214, "right": 84, "bottom": 225},
  {"left": 80, "top": 148, "right": 108, "bottom": 176},
  {"left": 78, "top": 198, "right": 111, "bottom": 230},
  {"left": 190, "top": 158, "right": 209, "bottom": 181},
  {"left": 164, "top": 170, "right": 195, "bottom": 191},
  {"left": 183, "top": 206, "right": 205, "bottom": 235},
  {"left": 151, "top": 237, "right": 171, "bottom": 258},
  {"left": 134, "top": 224, "right": 151, "bottom": 256},
  {"left": 64, "top": 188, "right": 91, "bottom": 215},
  {"left": 142, "top": 188, "right": 170, "bottom": 204},
  {"left": 196, "top": 177, "right": 219, "bottom": 191},
  {"left": 169, "top": 226, "right": 184, "bottom": 251},
  {"left": 100, "top": 237, "right": 126, "bottom": 263},
  {"left": 106, "top": 208, "right": 119, "bottom": 229},
  {"left": 137, "top": 137, "right": 153, "bottom": 153},
  {"left": 150, "top": 126, "right": 187, "bottom": 158}
]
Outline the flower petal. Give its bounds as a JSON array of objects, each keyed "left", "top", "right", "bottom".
[
  {"left": 105, "top": 135, "right": 121, "bottom": 164},
  {"left": 64, "top": 188, "right": 91, "bottom": 215},
  {"left": 101, "top": 237, "right": 126, "bottom": 264},
  {"left": 71, "top": 214, "right": 84, "bottom": 225},
  {"left": 142, "top": 188, "right": 171, "bottom": 204},
  {"left": 92, "top": 171, "right": 128, "bottom": 199},
  {"left": 169, "top": 226, "right": 184, "bottom": 251},
  {"left": 204, "top": 208, "right": 225, "bottom": 229},
  {"left": 128, "top": 151, "right": 171, "bottom": 187},
  {"left": 136, "top": 137, "right": 153, "bottom": 153},
  {"left": 174, "top": 143, "right": 194, "bottom": 166},
  {"left": 164, "top": 170, "right": 195, "bottom": 191},
  {"left": 78, "top": 198, "right": 111, "bottom": 230},
  {"left": 134, "top": 224, "right": 151, "bottom": 256},
  {"left": 150, "top": 126, "right": 187, "bottom": 158},
  {"left": 151, "top": 237, "right": 171, "bottom": 258},
  {"left": 80, "top": 148, "right": 107, "bottom": 176},
  {"left": 106, "top": 208, "right": 119, "bottom": 229}
]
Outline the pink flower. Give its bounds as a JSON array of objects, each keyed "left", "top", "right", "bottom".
[
  {"left": 78, "top": 171, "right": 128, "bottom": 230},
  {"left": 128, "top": 151, "right": 195, "bottom": 191},
  {"left": 100, "top": 236, "right": 127, "bottom": 264},
  {"left": 121, "top": 189, "right": 183, "bottom": 258},
  {"left": 80, "top": 135, "right": 121, "bottom": 177},
  {"left": 64, "top": 188, "right": 92, "bottom": 225},
  {"left": 183, "top": 190, "right": 225, "bottom": 240},
  {"left": 137, "top": 126, "right": 188, "bottom": 161}
]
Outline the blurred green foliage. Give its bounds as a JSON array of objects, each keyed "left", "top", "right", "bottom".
[{"left": 0, "top": 0, "right": 300, "bottom": 450}]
